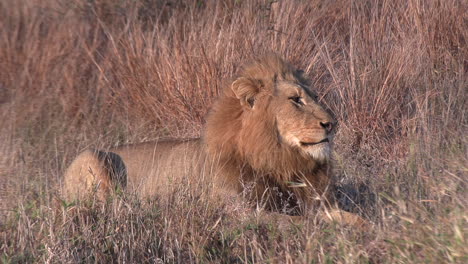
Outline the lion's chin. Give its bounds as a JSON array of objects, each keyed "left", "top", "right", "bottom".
[
  {"left": 302, "top": 143, "right": 331, "bottom": 163},
  {"left": 283, "top": 135, "right": 332, "bottom": 163}
]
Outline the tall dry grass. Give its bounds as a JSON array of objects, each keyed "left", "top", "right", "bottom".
[{"left": 0, "top": 0, "right": 466, "bottom": 263}]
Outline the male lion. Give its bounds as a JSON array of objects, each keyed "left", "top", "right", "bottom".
[{"left": 63, "top": 55, "right": 364, "bottom": 225}]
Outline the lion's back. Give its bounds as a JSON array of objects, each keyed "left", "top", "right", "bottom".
[
  {"left": 62, "top": 138, "right": 208, "bottom": 200},
  {"left": 110, "top": 139, "right": 207, "bottom": 198}
]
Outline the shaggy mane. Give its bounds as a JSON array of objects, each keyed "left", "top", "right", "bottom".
[{"left": 204, "top": 55, "right": 327, "bottom": 186}]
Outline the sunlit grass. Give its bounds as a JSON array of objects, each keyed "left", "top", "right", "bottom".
[{"left": 0, "top": 0, "right": 466, "bottom": 263}]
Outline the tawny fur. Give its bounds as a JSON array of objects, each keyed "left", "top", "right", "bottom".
[
  {"left": 63, "top": 150, "right": 112, "bottom": 201},
  {"left": 63, "top": 54, "right": 365, "bottom": 225}
]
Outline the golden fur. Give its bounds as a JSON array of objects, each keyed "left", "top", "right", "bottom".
[
  {"left": 203, "top": 55, "right": 336, "bottom": 213},
  {"left": 63, "top": 55, "right": 364, "bottom": 225}
]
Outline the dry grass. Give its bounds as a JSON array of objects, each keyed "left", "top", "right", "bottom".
[{"left": 0, "top": 0, "right": 466, "bottom": 263}]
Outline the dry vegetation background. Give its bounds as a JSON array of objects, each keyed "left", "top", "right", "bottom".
[{"left": 0, "top": 0, "right": 466, "bottom": 263}]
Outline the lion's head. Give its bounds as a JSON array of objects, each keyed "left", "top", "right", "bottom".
[{"left": 204, "top": 54, "right": 336, "bottom": 178}]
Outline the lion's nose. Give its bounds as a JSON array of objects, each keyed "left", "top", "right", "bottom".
[{"left": 320, "top": 121, "right": 335, "bottom": 133}]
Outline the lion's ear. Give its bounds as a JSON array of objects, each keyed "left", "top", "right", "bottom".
[{"left": 231, "top": 77, "right": 261, "bottom": 109}]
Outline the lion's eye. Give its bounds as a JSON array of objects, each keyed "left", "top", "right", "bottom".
[{"left": 289, "top": 96, "right": 304, "bottom": 105}]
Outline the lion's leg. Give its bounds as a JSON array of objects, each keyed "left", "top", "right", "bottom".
[
  {"left": 62, "top": 150, "right": 113, "bottom": 201},
  {"left": 319, "top": 208, "right": 369, "bottom": 228}
]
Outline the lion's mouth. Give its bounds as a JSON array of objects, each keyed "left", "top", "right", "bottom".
[{"left": 300, "top": 138, "right": 329, "bottom": 146}]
